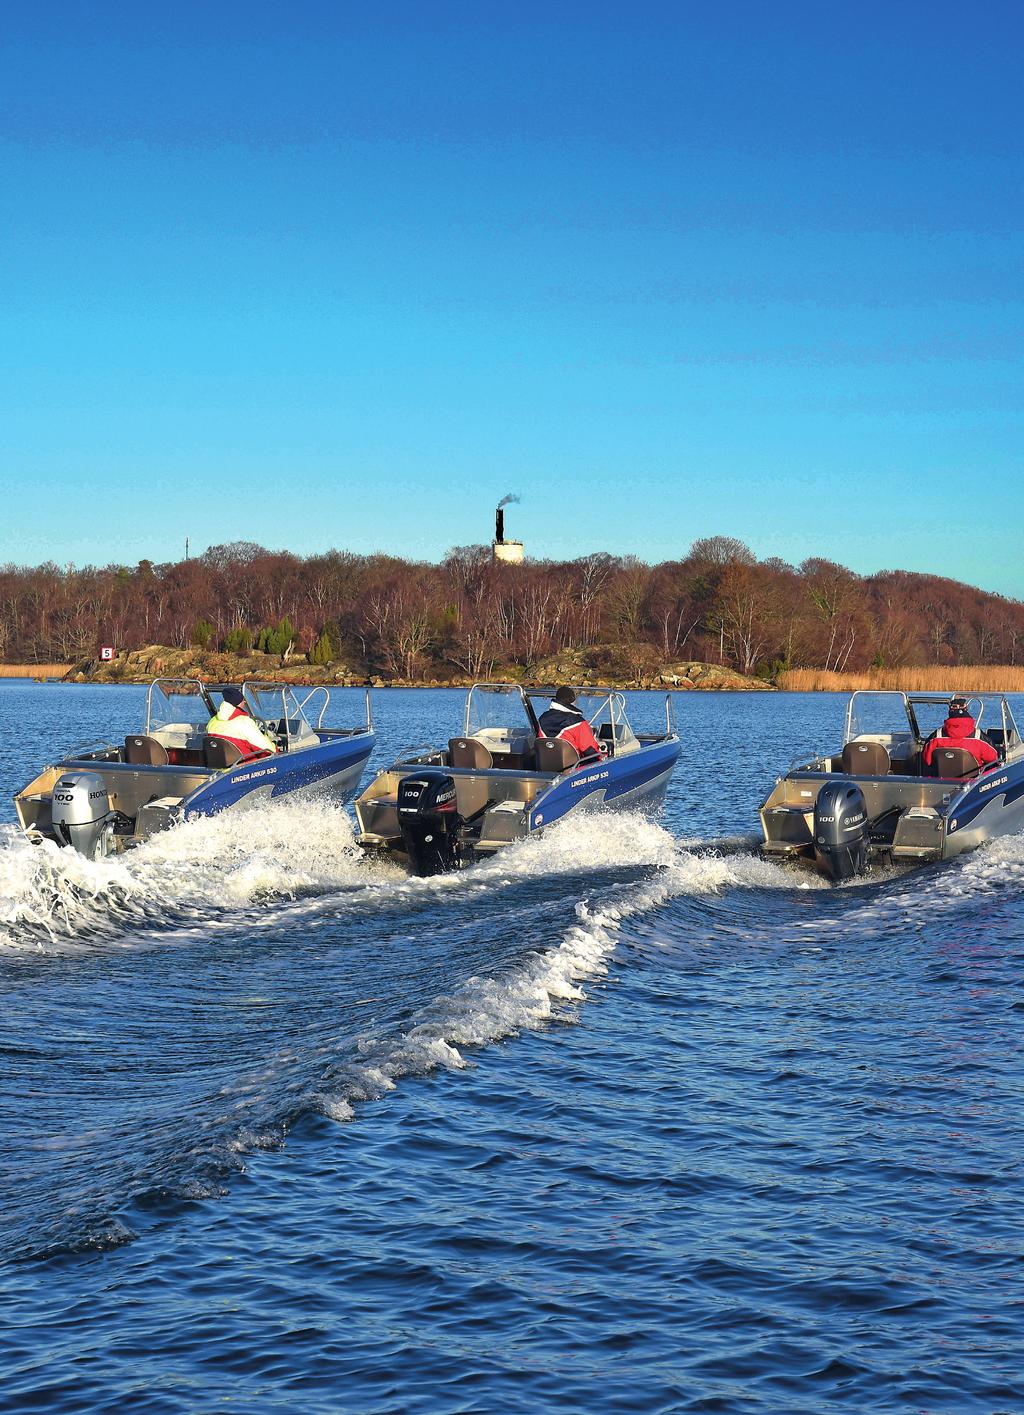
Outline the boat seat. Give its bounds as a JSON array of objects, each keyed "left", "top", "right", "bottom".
[
  {"left": 124, "top": 735, "right": 169, "bottom": 767},
  {"left": 927, "top": 746, "right": 981, "bottom": 779},
  {"left": 448, "top": 738, "right": 493, "bottom": 769},
  {"left": 204, "top": 737, "right": 245, "bottom": 770},
  {"left": 535, "top": 737, "right": 580, "bottom": 773},
  {"left": 840, "top": 741, "right": 890, "bottom": 776}
]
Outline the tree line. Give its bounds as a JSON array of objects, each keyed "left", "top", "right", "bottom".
[{"left": 1, "top": 536, "right": 1021, "bottom": 681}]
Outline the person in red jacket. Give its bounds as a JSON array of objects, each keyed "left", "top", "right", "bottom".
[
  {"left": 922, "top": 697, "right": 998, "bottom": 775},
  {"left": 537, "top": 687, "right": 604, "bottom": 763}
]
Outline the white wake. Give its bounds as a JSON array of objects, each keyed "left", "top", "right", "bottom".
[{"left": 0, "top": 803, "right": 801, "bottom": 951}]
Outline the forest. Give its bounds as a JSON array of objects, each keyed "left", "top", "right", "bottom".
[{"left": 2, "top": 536, "right": 1022, "bottom": 683}]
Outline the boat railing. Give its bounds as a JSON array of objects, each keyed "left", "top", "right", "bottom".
[
  {"left": 393, "top": 745, "right": 446, "bottom": 767},
  {"left": 317, "top": 684, "right": 373, "bottom": 734},
  {"left": 290, "top": 684, "right": 330, "bottom": 729},
  {"left": 586, "top": 691, "right": 644, "bottom": 752},
  {"left": 788, "top": 749, "right": 830, "bottom": 773},
  {"left": 65, "top": 739, "right": 122, "bottom": 763}
]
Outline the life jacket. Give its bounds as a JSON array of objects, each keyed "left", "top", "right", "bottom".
[
  {"left": 537, "top": 701, "right": 603, "bottom": 762},
  {"left": 922, "top": 714, "right": 998, "bottom": 771},
  {"left": 206, "top": 702, "right": 278, "bottom": 760}
]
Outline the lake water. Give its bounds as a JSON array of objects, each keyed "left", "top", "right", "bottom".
[{"left": 1, "top": 682, "right": 1022, "bottom": 1413}]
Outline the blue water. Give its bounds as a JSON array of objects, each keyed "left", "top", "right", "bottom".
[{"left": 1, "top": 682, "right": 1023, "bottom": 1413}]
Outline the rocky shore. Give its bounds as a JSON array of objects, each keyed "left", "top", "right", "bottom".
[{"left": 58, "top": 645, "right": 774, "bottom": 691}]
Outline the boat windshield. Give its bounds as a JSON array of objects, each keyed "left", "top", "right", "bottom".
[
  {"left": 464, "top": 684, "right": 535, "bottom": 737},
  {"left": 145, "top": 679, "right": 214, "bottom": 734},
  {"left": 843, "top": 691, "right": 909, "bottom": 744},
  {"left": 845, "top": 690, "right": 993, "bottom": 747},
  {"left": 244, "top": 682, "right": 328, "bottom": 743}
]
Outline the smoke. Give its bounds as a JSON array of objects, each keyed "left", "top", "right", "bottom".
[{"left": 496, "top": 493, "right": 520, "bottom": 509}]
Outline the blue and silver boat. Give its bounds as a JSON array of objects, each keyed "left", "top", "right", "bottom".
[
  {"left": 15, "top": 678, "right": 375, "bottom": 858},
  {"left": 354, "top": 682, "right": 680, "bottom": 874},
  {"left": 759, "top": 690, "right": 1024, "bottom": 882}
]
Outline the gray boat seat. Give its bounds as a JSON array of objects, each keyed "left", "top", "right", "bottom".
[
  {"left": 448, "top": 738, "right": 493, "bottom": 769},
  {"left": 204, "top": 737, "right": 246, "bottom": 769},
  {"left": 840, "top": 741, "right": 890, "bottom": 776},
  {"left": 124, "top": 735, "right": 169, "bottom": 767},
  {"left": 535, "top": 737, "right": 580, "bottom": 773},
  {"left": 928, "top": 746, "right": 981, "bottom": 779}
]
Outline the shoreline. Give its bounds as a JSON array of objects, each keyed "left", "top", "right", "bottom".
[
  {"left": 5, "top": 660, "right": 1022, "bottom": 695},
  {"left": 3, "top": 673, "right": 772, "bottom": 693}
]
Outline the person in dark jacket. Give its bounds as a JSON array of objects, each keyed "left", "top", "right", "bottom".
[
  {"left": 537, "top": 687, "right": 604, "bottom": 762},
  {"left": 922, "top": 696, "right": 998, "bottom": 774}
]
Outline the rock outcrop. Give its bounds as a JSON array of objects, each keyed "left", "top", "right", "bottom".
[
  {"left": 64, "top": 645, "right": 774, "bottom": 691},
  {"left": 656, "top": 662, "right": 774, "bottom": 691}
]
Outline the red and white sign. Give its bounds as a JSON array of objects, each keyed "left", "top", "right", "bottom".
[{"left": 99, "top": 645, "right": 115, "bottom": 661}]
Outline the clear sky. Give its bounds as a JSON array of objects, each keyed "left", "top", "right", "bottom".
[{"left": 1, "top": 2, "right": 1021, "bottom": 591}]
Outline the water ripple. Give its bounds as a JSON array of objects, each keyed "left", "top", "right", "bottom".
[{"left": 2, "top": 686, "right": 1024, "bottom": 1412}]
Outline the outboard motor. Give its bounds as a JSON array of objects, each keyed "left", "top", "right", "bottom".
[
  {"left": 396, "top": 768, "right": 463, "bottom": 876},
  {"left": 50, "top": 772, "right": 114, "bottom": 859},
  {"left": 813, "top": 781, "right": 869, "bottom": 882}
]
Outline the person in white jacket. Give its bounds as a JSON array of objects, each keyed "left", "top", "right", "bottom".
[{"left": 206, "top": 688, "right": 278, "bottom": 760}]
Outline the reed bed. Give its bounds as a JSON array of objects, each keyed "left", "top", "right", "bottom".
[
  {"left": 0, "top": 664, "right": 71, "bottom": 679},
  {"left": 777, "top": 666, "right": 1024, "bottom": 694}
]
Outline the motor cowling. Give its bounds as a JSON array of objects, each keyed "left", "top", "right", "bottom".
[
  {"left": 813, "top": 781, "right": 869, "bottom": 882},
  {"left": 50, "top": 772, "right": 114, "bottom": 859},
  {"left": 396, "top": 768, "right": 463, "bottom": 876}
]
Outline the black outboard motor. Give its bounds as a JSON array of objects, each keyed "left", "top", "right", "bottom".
[
  {"left": 396, "top": 768, "right": 463, "bottom": 875},
  {"left": 813, "top": 781, "right": 869, "bottom": 882}
]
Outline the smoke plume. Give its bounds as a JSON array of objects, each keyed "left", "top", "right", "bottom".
[{"left": 496, "top": 493, "right": 520, "bottom": 509}]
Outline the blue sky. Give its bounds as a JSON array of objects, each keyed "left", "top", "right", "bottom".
[{"left": 1, "top": 2, "right": 1021, "bottom": 591}]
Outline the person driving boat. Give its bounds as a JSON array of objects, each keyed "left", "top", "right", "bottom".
[
  {"left": 206, "top": 687, "right": 279, "bottom": 761},
  {"left": 537, "top": 687, "right": 604, "bottom": 763},
  {"left": 921, "top": 696, "right": 998, "bottom": 775}
]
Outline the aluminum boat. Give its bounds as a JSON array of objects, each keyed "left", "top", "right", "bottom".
[
  {"left": 759, "top": 690, "right": 1024, "bottom": 882},
  {"left": 15, "top": 678, "right": 375, "bottom": 858},
  {"left": 354, "top": 682, "right": 680, "bottom": 874}
]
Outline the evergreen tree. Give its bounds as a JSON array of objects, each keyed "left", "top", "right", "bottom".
[
  {"left": 191, "top": 618, "right": 214, "bottom": 649},
  {"left": 222, "top": 627, "right": 252, "bottom": 654},
  {"left": 308, "top": 630, "right": 333, "bottom": 666}
]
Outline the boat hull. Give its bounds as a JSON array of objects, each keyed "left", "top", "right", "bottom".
[
  {"left": 528, "top": 739, "right": 681, "bottom": 832},
  {"left": 356, "top": 737, "right": 681, "bottom": 872},
  {"left": 182, "top": 731, "right": 374, "bottom": 818},
  {"left": 939, "top": 759, "right": 1024, "bottom": 860},
  {"left": 16, "top": 731, "right": 375, "bottom": 854}
]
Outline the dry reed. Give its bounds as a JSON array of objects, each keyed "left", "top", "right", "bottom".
[
  {"left": 777, "top": 666, "right": 1024, "bottom": 693},
  {"left": 0, "top": 664, "right": 71, "bottom": 679}
]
